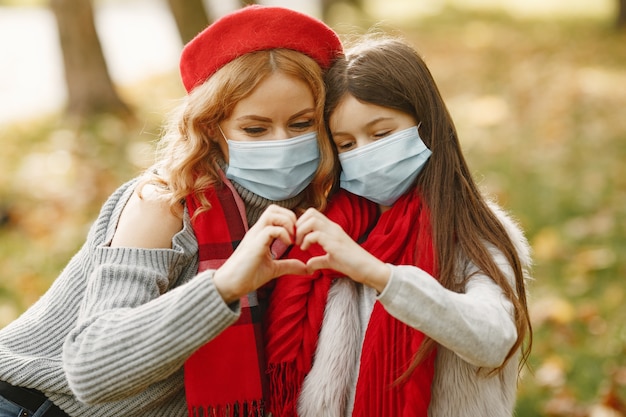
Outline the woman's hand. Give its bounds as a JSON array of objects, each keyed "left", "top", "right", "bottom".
[
  {"left": 295, "top": 208, "right": 391, "bottom": 293},
  {"left": 213, "top": 205, "right": 308, "bottom": 304}
]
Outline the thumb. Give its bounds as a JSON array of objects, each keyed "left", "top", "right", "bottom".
[
  {"left": 306, "top": 255, "right": 330, "bottom": 273},
  {"left": 273, "top": 259, "right": 308, "bottom": 277}
]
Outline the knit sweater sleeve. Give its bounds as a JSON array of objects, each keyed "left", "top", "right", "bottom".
[
  {"left": 62, "top": 194, "right": 240, "bottom": 404},
  {"left": 376, "top": 203, "right": 530, "bottom": 369},
  {"left": 378, "top": 254, "right": 517, "bottom": 368}
]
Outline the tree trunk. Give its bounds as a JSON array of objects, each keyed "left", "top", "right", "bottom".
[
  {"left": 49, "top": 0, "right": 132, "bottom": 121},
  {"left": 166, "top": 0, "right": 211, "bottom": 44},
  {"left": 618, "top": 0, "right": 626, "bottom": 29}
]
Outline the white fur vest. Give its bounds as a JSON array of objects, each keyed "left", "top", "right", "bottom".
[{"left": 297, "top": 201, "right": 531, "bottom": 417}]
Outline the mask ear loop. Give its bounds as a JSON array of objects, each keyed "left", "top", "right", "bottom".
[
  {"left": 415, "top": 121, "right": 426, "bottom": 148},
  {"left": 214, "top": 124, "right": 231, "bottom": 170},
  {"left": 217, "top": 124, "right": 228, "bottom": 141}
]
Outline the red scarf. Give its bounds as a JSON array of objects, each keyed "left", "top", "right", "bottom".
[
  {"left": 184, "top": 177, "right": 277, "bottom": 417},
  {"left": 265, "top": 190, "right": 437, "bottom": 416}
]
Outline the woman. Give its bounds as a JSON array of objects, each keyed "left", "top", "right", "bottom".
[
  {"left": 265, "top": 35, "right": 532, "bottom": 417},
  {"left": 0, "top": 6, "right": 342, "bottom": 417}
]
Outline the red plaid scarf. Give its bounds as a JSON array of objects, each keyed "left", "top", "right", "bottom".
[
  {"left": 184, "top": 176, "right": 276, "bottom": 417},
  {"left": 265, "top": 190, "right": 437, "bottom": 416}
]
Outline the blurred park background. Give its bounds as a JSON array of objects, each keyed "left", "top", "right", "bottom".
[{"left": 0, "top": 0, "right": 625, "bottom": 415}]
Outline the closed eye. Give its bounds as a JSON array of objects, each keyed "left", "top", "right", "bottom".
[
  {"left": 373, "top": 129, "right": 393, "bottom": 139},
  {"left": 290, "top": 119, "right": 315, "bottom": 131},
  {"left": 242, "top": 126, "right": 267, "bottom": 135},
  {"left": 335, "top": 140, "right": 355, "bottom": 152}
]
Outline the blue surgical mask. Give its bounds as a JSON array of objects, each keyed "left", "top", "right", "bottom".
[
  {"left": 338, "top": 126, "right": 431, "bottom": 206},
  {"left": 225, "top": 131, "right": 320, "bottom": 201}
]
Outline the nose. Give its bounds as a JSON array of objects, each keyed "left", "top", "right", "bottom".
[{"left": 273, "top": 127, "right": 290, "bottom": 140}]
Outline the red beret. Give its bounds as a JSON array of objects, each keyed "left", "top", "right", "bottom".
[{"left": 179, "top": 5, "right": 343, "bottom": 93}]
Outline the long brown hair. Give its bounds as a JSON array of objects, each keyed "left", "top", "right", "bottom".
[
  {"left": 145, "top": 48, "right": 335, "bottom": 214},
  {"left": 324, "top": 35, "right": 532, "bottom": 375}
]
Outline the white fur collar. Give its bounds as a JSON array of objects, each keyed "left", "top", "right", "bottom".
[{"left": 297, "top": 279, "right": 361, "bottom": 417}]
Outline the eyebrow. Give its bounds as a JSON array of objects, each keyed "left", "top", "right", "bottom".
[{"left": 235, "top": 107, "right": 316, "bottom": 123}]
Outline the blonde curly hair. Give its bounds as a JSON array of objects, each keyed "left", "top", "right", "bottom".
[{"left": 141, "top": 48, "right": 335, "bottom": 216}]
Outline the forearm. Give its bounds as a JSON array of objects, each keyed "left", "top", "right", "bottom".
[
  {"left": 63, "top": 260, "right": 239, "bottom": 404},
  {"left": 378, "top": 264, "right": 517, "bottom": 368}
]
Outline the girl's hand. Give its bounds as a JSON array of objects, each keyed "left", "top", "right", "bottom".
[
  {"left": 213, "top": 205, "right": 307, "bottom": 304},
  {"left": 295, "top": 208, "right": 391, "bottom": 292}
]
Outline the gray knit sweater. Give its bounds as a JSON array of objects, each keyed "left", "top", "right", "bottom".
[
  {"left": 0, "top": 178, "right": 531, "bottom": 417},
  {"left": 0, "top": 179, "right": 241, "bottom": 416}
]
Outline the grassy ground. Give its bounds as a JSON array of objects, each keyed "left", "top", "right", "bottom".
[{"left": 1, "top": 8, "right": 625, "bottom": 417}]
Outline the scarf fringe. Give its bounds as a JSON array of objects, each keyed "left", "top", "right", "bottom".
[
  {"left": 189, "top": 400, "right": 265, "bottom": 417},
  {"left": 185, "top": 183, "right": 267, "bottom": 416},
  {"left": 267, "top": 362, "right": 306, "bottom": 417}
]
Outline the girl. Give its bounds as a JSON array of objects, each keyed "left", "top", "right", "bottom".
[
  {"left": 265, "top": 35, "right": 532, "bottom": 417},
  {"left": 0, "top": 6, "right": 342, "bottom": 417}
]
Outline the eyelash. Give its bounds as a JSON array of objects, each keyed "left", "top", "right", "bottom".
[
  {"left": 374, "top": 130, "right": 392, "bottom": 138},
  {"left": 242, "top": 127, "right": 266, "bottom": 135},
  {"left": 241, "top": 119, "right": 315, "bottom": 136},
  {"left": 291, "top": 119, "right": 314, "bottom": 130},
  {"left": 337, "top": 141, "right": 355, "bottom": 151}
]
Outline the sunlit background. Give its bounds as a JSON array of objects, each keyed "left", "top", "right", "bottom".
[{"left": 0, "top": 0, "right": 625, "bottom": 416}]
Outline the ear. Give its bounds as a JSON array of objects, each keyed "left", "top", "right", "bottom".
[
  {"left": 206, "top": 125, "right": 218, "bottom": 141},
  {"left": 208, "top": 123, "right": 227, "bottom": 143}
]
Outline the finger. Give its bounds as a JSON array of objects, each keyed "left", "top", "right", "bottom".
[
  {"left": 299, "top": 229, "right": 325, "bottom": 251},
  {"left": 261, "top": 225, "right": 296, "bottom": 247},
  {"left": 294, "top": 214, "right": 329, "bottom": 246},
  {"left": 260, "top": 204, "right": 298, "bottom": 226},
  {"left": 272, "top": 259, "right": 308, "bottom": 277},
  {"left": 295, "top": 208, "right": 326, "bottom": 229},
  {"left": 306, "top": 255, "right": 331, "bottom": 273},
  {"left": 294, "top": 217, "right": 315, "bottom": 246},
  {"left": 257, "top": 210, "right": 297, "bottom": 240},
  {"left": 296, "top": 207, "right": 321, "bottom": 223}
]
